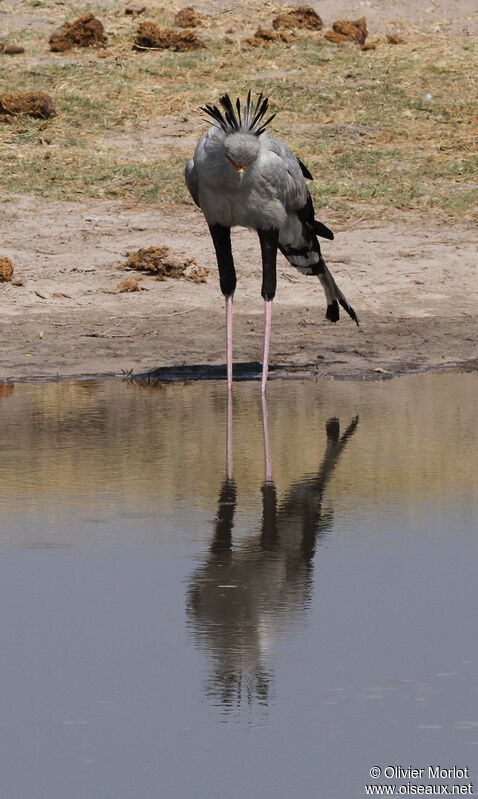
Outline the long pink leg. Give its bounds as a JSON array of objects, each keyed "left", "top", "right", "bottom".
[
  {"left": 226, "top": 296, "right": 233, "bottom": 393},
  {"left": 261, "top": 299, "right": 273, "bottom": 395},
  {"left": 261, "top": 394, "right": 272, "bottom": 483}
]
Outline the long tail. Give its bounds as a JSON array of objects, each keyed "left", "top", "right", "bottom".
[
  {"left": 317, "top": 254, "right": 359, "bottom": 326},
  {"left": 278, "top": 205, "right": 359, "bottom": 325}
]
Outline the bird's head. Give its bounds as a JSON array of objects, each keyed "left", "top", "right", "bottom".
[
  {"left": 224, "top": 132, "right": 260, "bottom": 174},
  {"left": 200, "top": 92, "right": 276, "bottom": 175}
]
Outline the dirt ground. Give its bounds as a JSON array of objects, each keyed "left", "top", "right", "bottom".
[
  {"left": 1, "top": 195, "right": 477, "bottom": 382},
  {"left": 3, "top": 0, "right": 478, "bottom": 36},
  {"left": 1, "top": 0, "right": 477, "bottom": 384}
]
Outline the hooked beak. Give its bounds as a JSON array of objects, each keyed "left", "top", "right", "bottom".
[{"left": 226, "top": 156, "right": 250, "bottom": 174}]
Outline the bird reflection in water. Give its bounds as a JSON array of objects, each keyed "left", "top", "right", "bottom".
[{"left": 186, "top": 395, "right": 359, "bottom": 712}]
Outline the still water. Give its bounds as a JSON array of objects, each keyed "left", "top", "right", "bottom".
[{"left": 0, "top": 374, "right": 477, "bottom": 799}]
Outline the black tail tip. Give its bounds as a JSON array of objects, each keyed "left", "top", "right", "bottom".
[
  {"left": 326, "top": 301, "right": 339, "bottom": 323},
  {"left": 339, "top": 298, "right": 359, "bottom": 326},
  {"left": 326, "top": 300, "right": 360, "bottom": 326}
]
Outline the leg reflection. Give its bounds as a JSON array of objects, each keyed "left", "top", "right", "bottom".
[
  {"left": 211, "top": 390, "right": 236, "bottom": 556},
  {"left": 262, "top": 394, "right": 272, "bottom": 484},
  {"left": 261, "top": 394, "right": 278, "bottom": 551}
]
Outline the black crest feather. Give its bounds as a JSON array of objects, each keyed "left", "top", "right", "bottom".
[{"left": 200, "top": 91, "right": 276, "bottom": 136}]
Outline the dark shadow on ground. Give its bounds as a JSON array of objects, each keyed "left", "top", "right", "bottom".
[{"left": 132, "top": 361, "right": 318, "bottom": 384}]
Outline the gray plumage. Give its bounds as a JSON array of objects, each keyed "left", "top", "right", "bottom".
[
  {"left": 185, "top": 92, "right": 358, "bottom": 328},
  {"left": 186, "top": 127, "right": 307, "bottom": 232}
]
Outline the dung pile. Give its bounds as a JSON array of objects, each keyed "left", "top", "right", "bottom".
[
  {"left": 49, "top": 13, "right": 107, "bottom": 52},
  {"left": 122, "top": 247, "right": 210, "bottom": 283},
  {"left": 0, "top": 92, "right": 56, "bottom": 119},
  {"left": 117, "top": 276, "right": 141, "bottom": 293},
  {"left": 174, "top": 7, "right": 203, "bottom": 28},
  {"left": 387, "top": 33, "right": 405, "bottom": 44},
  {"left": 133, "top": 21, "right": 205, "bottom": 50},
  {"left": 325, "top": 17, "right": 368, "bottom": 45},
  {"left": 0, "top": 257, "right": 14, "bottom": 282},
  {"left": 272, "top": 6, "right": 323, "bottom": 30},
  {"left": 245, "top": 27, "right": 294, "bottom": 47},
  {"left": 0, "top": 42, "right": 25, "bottom": 55}
]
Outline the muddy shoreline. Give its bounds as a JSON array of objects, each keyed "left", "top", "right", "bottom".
[{"left": 2, "top": 360, "right": 478, "bottom": 388}]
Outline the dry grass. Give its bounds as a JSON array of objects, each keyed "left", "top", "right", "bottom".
[{"left": 0, "top": 0, "right": 477, "bottom": 223}]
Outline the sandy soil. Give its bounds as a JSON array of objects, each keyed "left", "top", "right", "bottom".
[
  {"left": 309, "top": 0, "right": 478, "bottom": 34},
  {"left": 1, "top": 195, "right": 477, "bottom": 383},
  {"left": 185, "top": 0, "right": 478, "bottom": 36}
]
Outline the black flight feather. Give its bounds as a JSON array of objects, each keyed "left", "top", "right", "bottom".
[
  {"left": 314, "top": 220, "right": 334, "bottom": 240},
  {"left": 298, "top": 158, "right": 313, "bottom": 180}
]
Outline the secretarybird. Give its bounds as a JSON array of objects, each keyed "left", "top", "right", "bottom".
[{"left": 185, "top": 92, "right": 358, "bottom": 393}]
